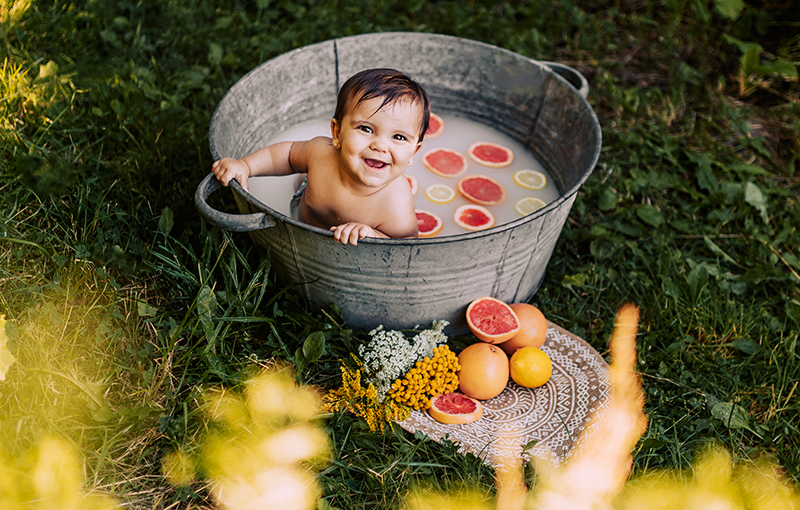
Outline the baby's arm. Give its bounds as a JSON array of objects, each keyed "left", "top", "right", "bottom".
[
  {"left": 211, "top": 141, "right": 297, "bottom": 191},
  {"left": 331, "top": 185, "right": 419, "bottom": 246}
]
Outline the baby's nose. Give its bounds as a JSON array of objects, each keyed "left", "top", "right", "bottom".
[{"left": 370, "top": 137, "right": 389, "bottom": 151}]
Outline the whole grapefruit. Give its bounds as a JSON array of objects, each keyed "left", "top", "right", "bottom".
[
  {"left": 457, "top": 342, "right": 509, "bottom": 400},
  {"left": 499, "top": 303, "right": 548, "bottom": 356}
]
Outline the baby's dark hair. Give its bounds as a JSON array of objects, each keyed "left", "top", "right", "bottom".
[{"left": 334, "top": 68, "right": 431, "bottom": 142}]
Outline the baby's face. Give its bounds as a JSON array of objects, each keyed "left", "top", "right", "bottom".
[{"left": 332, "top": 96, "right": 423, "bottom": 191}]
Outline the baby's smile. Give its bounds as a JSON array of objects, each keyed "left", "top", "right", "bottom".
[{"left": 364, "top": 158, "right": 388, "bottom": 170}]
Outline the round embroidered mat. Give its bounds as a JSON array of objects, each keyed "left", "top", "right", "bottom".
[{"left": 397, "top": 321, "right": 610, "bottom": 467}]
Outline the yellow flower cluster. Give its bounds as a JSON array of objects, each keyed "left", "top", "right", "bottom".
[
  {"left": 388, "top": 345, "right": 460, "bottom": 410},
  {"left": 323, "top": 355, "right": 410, "bottom": 433}
]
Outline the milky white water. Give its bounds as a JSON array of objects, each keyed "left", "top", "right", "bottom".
[{"left": 246, "top": 113, "right": 561, "bottom": 237}]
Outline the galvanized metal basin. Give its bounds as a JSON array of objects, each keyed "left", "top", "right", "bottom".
[{"left": 195, "top": 32, "right": 601, "bottom": 335}]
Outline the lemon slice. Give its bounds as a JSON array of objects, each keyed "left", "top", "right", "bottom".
[
  {"left": 513, "top": 169, "right": 547, "bottom": 190},
  {"left": 515, "top": 197, "right": 547, "bottom": 216},
  {"left": 425, "top": 184, "right": 456, "bottom": 204}
]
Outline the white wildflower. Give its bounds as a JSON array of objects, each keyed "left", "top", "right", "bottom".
[{"left": 358, "top": 321, "right": 450, "bottom": 400}]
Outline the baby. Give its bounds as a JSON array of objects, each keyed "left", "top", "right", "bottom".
[{"left": 212, "top": 68, "right": 431, "bottom": 245}]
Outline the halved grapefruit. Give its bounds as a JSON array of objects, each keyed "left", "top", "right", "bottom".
[
  {"left": 466, "top": 296, "right": 521, "bottom": 344},
  {"left": 415, "top": 210, "right": 443, "bottom": 238},
  {"left": 425, "top": 112, "right": 445, "bottom": 139},
  {"left": 428, "top": 392, "right": 483, "bottom": 424},
  {"left": 454, "top": 205, "right": 495, "bottom": 231},
  {"left": 406, "top": 174, "right": 418, "bottom": 195},
  {"left": 458, "top": 175, "right": 507, "bottom": 206},
  {"left": 422, "top": 148, "right": 467, "bottom": 178},
  {"left": 468, "top": 141, "right": 514, "bottom": 168}
]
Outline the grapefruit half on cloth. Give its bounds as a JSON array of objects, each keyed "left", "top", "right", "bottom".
[
  {"left": 425, "top": 112, "right": 445, "bottom": 139},
  {"left": 468, "top": 141, "right": 514, "bottom": 168},
  {"left": 422, "top": 148, "right": 467, "bottom": 178},
  {"left": 454, "top": 205, "right": 495, "bottom": 231},
  {"left": 466, "top": 296, "right": 521, "bottom": 344},
  {"left": 458, "top": 175, "right": 507, "bottom": 206},
  {"left": 428, "top": 392, "right": 483, "bottom": 424},
  {"left": 415, "top": 210, "right": 443, "bottom": 238}
]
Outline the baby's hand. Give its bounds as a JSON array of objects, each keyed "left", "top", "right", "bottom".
[
  {"left": 331, "top": 223, "right": 377, "bottom": 246},
  {"left": 212, "top": 158, "right": 251, "bottom": 191}
]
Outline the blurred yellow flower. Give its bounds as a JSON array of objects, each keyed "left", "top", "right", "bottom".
[{"left": 0, "top": 315, "right": 17, "bottom": 381}]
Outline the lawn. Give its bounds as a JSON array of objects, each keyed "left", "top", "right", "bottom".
[{"left": 1, "top": 0, "right": 798, "bottom": 509}]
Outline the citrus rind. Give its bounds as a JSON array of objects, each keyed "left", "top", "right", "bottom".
[
  {"left": 509, "top": 346, "right": 552, "bottom": 388},
  {"left": 425, "top": 112, "right": 445, "bottom": 139},
  {"left": 425, "top": 184, "right": 456, "bottom": 204},
  {"left": 428, "top": 393, "right": 483, "bottom": 424},
  {"left": 454, "top": 205, "right": 496, "bottom": 231},
  {"left": 422, "top": 148, "right": 467, "bottom": 178},
  {"left": 458, "top": 174, "right": 507, "bottom": 206},
  {"left": 515, "top": 197, "right": 547, "bottom": 216},
  {"left": 512, "top": 169, "right": 547, "bottom": 190},
  {"left": 406, "top": 174, "right": 419, "bottom": 195},
  {"left": 467, "top": 141, "right": 514, "bottom": 168},
  {"left": 465, "top": 296, "right": 521, "bottom": 344},
  {"left": 415, "top": 209, "right": 443, "bottom": 238}
]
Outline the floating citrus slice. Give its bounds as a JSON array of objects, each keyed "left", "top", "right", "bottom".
[
  {"left": 466, "top": 296, "right": 521, "bottom": 344},
  {"left": 513, "top": 169, "right": 547, "bottom": 190},
  {"left": 468, "top": 141, "right": 514, "bottom": 168},
  {"left": 405, "top": 174, "right": 418, "bottom": 195},
  {"left": 422, "top": 148, "right": 467, "bottom": 177},
  {"left": 425, "top": 112, "right": 445, "bottom": 139},
  {"left": 515, "top": 197, "right": 547, "bottom": 216},
  {"left": 428, "top": 392, "right": 483, "bottom": 424},
  {"left": 454, "top": 204, "right": 495, "bottom": 231},
  {"left": 425, "top": 184, "right": 456, "bottom": 204},
  {"left": 415, "top": 210, "right": 443, "bottom": 238},
  {"left": 457, "top": 175, "right": 507, "bottom": 205}
]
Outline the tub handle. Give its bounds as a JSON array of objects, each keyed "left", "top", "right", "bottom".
[
  {"left": 541, "top": 61, "right": 590, "bottom": 99},
  {"left": 195, "top": 173, "right": 277, "bottom": 232}
]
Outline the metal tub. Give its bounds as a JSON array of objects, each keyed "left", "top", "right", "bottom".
[{"left": 195, "top": 32, "right": 601, "bottom": 335}]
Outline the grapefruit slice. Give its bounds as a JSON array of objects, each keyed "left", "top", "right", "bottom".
[
  {"left": 468, "top": 141, "right": 514, "bottom": 168},
  {"left": 415, "top": 210, "right": 443, "bottom": 238},
  {"left": 513, "top": 169, "right": 547, "bottom": 190},
  {"left": 428, "top": 392, "right": 483, "bottom": 424},
  {"left": 457, "top": 175, "right": 507, "bottom": 206},
  {"left": 454, "top": 205, "right": 495, "bottom": 231},
  {"left": 422, "top": 148, "right": 467, "bottom": 178},
  {"left": 466, "top": 296, "right": 521, "bottom": 344},
  {"left": 425, "top": 112, "right": 445, "bottom": 139},
  {"left": 515, "top": 197, "right": 547, "bottom": 216},
  {"left": 425, "top": 184, "right": 456, "bottom": 204},
  {"left": 406, "top": 174, "right": 418, "bottom": 195}
]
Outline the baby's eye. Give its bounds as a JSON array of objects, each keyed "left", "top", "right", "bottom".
[
  {"left": 358, "top": 125, "right": 372, "bottom": 133},
  {"left": 393, "top": 134, "right": 408, "bottom": 141}
]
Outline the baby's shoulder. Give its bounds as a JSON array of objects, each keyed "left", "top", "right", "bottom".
[{"left": 291, "top": 136, "right": 334, "bottom": 170}]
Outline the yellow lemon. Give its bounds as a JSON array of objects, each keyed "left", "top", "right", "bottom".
[
  {"left": 509, "top": 346, "right": 552, "bottom": 388},
  {"left": 425, "top": 184, "right": 456, "bottom": 204},
  {"left": 515, "top": 197, "right": 547, "bottom": 216},
  {"left": 513, "top": 169, "right": 547, "bottom": 190}
]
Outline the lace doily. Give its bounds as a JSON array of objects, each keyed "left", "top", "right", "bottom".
[{"left": 397, "top": 321, "right": 610, "bottom": 467}]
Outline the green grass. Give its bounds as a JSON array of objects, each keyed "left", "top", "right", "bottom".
[{"left": 1, "top": 0, "right": 799, "bottom": 508}]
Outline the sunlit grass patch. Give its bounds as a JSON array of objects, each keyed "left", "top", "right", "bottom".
[{"left": 0, "top": 263, "right": 164, "bottom": 493}]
